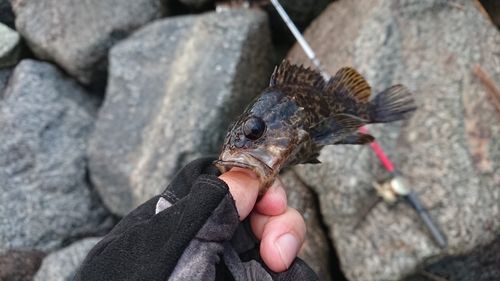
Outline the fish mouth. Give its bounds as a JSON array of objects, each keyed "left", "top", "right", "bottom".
[{"left": 213, "top": 148, "right": 274, "bottom": 180}]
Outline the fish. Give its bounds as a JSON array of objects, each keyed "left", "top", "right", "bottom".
[{"left": 214, "top": 60, "right": 416, "bottom": 195}]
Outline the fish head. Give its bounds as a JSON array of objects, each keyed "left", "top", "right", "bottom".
[{"left": 215, "top": 87, "right": 308, "bottom": 191}]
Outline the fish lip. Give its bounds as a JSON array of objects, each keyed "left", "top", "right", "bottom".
[
  {"left": 214, "top": 150, "right": 273, "bottom": 178},
  {"left": 213, "top": 160, "right": 255, "bottom": 172}
]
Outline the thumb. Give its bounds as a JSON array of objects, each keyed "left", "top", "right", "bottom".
[{"left": 219, "top": 168, "right": 260, "bottom": 220}]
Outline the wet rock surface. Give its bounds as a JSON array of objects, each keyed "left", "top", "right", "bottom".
[
  {"left": 288, "top": 0, "right": 500, "bottom": 280},
  {"left": 88, "top": 9, "right": 273, "bottom": 216}
]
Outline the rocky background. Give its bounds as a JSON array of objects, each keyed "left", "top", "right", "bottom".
[{"left": 0, "top": 0, "right": 499, "bottom": 280}]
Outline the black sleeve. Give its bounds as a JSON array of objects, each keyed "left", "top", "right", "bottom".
[{"left": 74, "top": 156, "right": 319, "bottom": 281}]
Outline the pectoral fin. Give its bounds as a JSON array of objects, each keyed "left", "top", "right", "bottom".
[
  {"left": 304, "top": 153, "right": 321, "bottom": 164},
  {"left": 334, "top": 132, "right": 375, "bottom": 145},
  {"left": 310, "top": 114, "right": 368, "bottom": 146}
]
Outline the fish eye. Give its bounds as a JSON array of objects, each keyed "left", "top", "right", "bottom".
[{"left": 243, "top": 117, "right": 266, "bottom": 140}]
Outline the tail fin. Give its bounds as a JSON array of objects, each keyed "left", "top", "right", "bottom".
[{"left": 370, "top": 85, "right": 416, "bottom": 123}]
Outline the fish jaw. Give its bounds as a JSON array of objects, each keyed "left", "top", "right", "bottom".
[{"left": 214, "top": 146, "right": 282, "bottom": 194}]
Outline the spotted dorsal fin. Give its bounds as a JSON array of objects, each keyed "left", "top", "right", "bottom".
[
  {"left": 270, "top": 60, "right": 326, "bottom": 89},
  {"left": 325, "top": 67, "right": 372, "bottom": 103}
]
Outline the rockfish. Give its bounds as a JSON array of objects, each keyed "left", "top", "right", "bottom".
[{"left": 214, "top": 60, "right": 416, "bottom": 194}]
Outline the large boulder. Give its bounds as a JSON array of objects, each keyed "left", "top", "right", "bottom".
[
  {"left": 88, "top": 9, "right": 273, "bottom": 216},
  {"left": 8, "top": 0, "right": 169, "bottom": 87},
  {"left": 287, "top": 0, "right": 500, "bottom": 280},
  {"left": 0, "top": 60, "right": 112, "bottom": 255},
  {"left": 33, "top": 237, "right": 102, "bottom": 281}
]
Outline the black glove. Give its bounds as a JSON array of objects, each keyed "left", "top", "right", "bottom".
[{"left": 74, "top": 156, "right": 319, "bottom": 280}]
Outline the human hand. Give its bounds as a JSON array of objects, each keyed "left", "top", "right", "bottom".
[{"left": 219, "top": 168, "right": 306, "bottom": 273}]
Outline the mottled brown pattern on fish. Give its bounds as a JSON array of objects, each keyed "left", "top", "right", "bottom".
[{"left": 214, "top": 60, "right": 417, "bottom": 194}]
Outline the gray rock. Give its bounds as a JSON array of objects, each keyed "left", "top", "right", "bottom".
[
  {"left": 0, "top": 22, "right": 21, "bottom": 68},
  {"left": 0, "top": 59, "right": 112, "bottom": 255},
  {"left": 33, "top": 237, "right": 102, "bottom": 281},
  {"left": 281, "top": 170, "right": 334, "bottom": 281},
  {"left": 8, "top": 0, "right": 168, "bottom": 86},
  {"left": 287, "top": 0, "right": 500, "bottom": 280},
  {"left": 88, "top": 9, "right": 273, "bottom": 216}
]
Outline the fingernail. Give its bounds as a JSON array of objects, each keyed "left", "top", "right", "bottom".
[{"left": 275, "top": 233, "right": 299, "bottom": 269}]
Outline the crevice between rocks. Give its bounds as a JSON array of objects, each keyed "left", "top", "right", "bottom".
[
  {"left": 401, "top": 235, "right": 500, "bottom": 281},
  {"left": 294, "top": 172, "right": 348, "bottom": 281},
  {"left": 311, "top": 189, "right": 348, "bottom": 281},
  {"left": 60, "top": 165, "right": 120, "bottom": 249}
]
